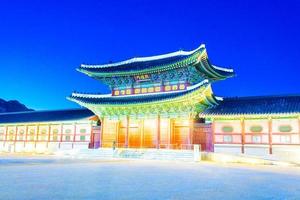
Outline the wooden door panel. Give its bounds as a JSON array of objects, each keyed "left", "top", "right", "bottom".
[
  {"left": 118, "top": 128, "right": 126, "bottom": 147},
  {"left": 174, "top": 127, "right": 189, "bottom": 147},
  {"left": 129, "top": 127, "right": 140, "bottom": 148},
  {"left": 102, "top": 120, "right": 117, "bottom": 147},
  {"left": 143, "top": 119, "right": 156, "bottom": 148}
]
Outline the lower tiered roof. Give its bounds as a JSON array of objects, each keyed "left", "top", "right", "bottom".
[
  {"left": 70, "top": 80, "right": 215, "bottom": 105},
  {"left": 0, "top": 108, "right": 95, "bottom": 124},
  {"left": 200, "top": 95, "right": 300, "bottom": 117},
  {"left": 69, "top": 80, "right": 218, "bottom": 118}
]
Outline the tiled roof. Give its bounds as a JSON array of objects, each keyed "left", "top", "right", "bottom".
[
  {"left": 78, "top": 45, "right": 234, "bottom": 79},
  {"left": 80, "top": 54, "right": 192, "bottom": 73},
  {"left": 0, "top": 108, "right": 95, "bottom": 124},
  {"left": 79, "top": 45, "right": 204, "bottom": 73},
  {"left": 201, "top": 95, "right": 300, "bottom": 116}
]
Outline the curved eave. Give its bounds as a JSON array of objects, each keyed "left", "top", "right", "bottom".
[
  {"left": 194, "top": 49, "right": 235, "bottom": 80},
  {"left": 199, "top": 112, "right": 300, "bottom": 119},
  {"left": 68, "top": 80, "right": 217, "bottom": 107},
  {"left": 77, "top": 49, "right": 201, "bottom": 77},
  {"left": 78, "top": 45, "right": 234, "bottom": 81},
  {"left": 80, "top": 44, "right": 204, "bottom": 68},
  {"left": 77, "top": 44, "right": 206, "bottom": 77},
  {"left": 200, "top": 95, "right": 300, "bottom": 119},
  {"left": 0, "top": 108, "right": 95, "bottom": 125}
]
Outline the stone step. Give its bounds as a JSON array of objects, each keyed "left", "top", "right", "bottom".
[{"left": 66, "top": 148, "right": 195, "bottom": 161}]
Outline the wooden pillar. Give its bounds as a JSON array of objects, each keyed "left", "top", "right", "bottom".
[
  {"left": 47, "top": 125, "right": 51, "bottom": 148},
  {"left": 24, "top": 125, "right": 28, "bottom": 148},
  {"left": 99, "top": 117, "right": 105, "bottom": 147},
  {"left": 99, "top": 117, "right": 104, "bottom": 148},
  {"left": 59, "top": 123, "right": 63, "bottom": 149},
  {"left": 211, "top": 118, "right": 215, "bottom": 152},
  {"left": 125, "top": 116, "right": 129, "bottom": 148},
  {"left": 140, "top": 119, "right": 144, "bottom": 148},
  {"left": 298, "top": 116, "right": 300, "bottom": 144},
  {"left": 72, "top": 123, "right": 77, "bottom": 149},
  {"left": 168, "top": 119, "right": 172, "bottom": 149},
  {"left": 3, "top": 125, "right": 8, "bottom": 147},
  {"left": 15, "top": 126, "right": 18, "bottom": 142},
  {"left": 35, "top": 124, "right": 39, "bottom": 149},
  {"left": 157, "top": 115, "right": 161, "bottom": 149},
  {"left": 268, "top": 117, "right": 273, "bottom": 154},
  {"left": 170, "top": 119, "right": 174, "bottom": 149},
  {"left": 89, "top": 122, "right": 94, "bottom": 148},
  {"left": 241, "top": 117, "right": 245, "bottom": 154},
  {"left": 14, "top": 126, "right": 18, "bottom": 152},
  {"left": 116, "top": 120, "right": 119, "bottom": 147},
  {"left": 188, "top": 114, "right": 194, "bottom": 149}
]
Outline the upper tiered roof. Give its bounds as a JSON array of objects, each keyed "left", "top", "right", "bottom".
[{"left": 78, "top": 44, "right": 234, "bottom": 80}]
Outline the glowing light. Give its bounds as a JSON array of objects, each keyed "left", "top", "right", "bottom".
[
  {"left": 148, "top": 87, "right": 154, "bottom": 93},
  {"left": 126, "top": 89, "right": 131, "bottom": 95},
  {"left": 134, "top": 88, "right": 140, "bottom": 94},
  {"left": 172, "top": 85, "right": 178, "bottom": 90},
  {"left": 155, "top": 87, "right": 161, "bottom": 92},
  {"left": 165, "top": 85, "right": 171, "bottom": 91},
  {"left": 114, "top": 90, "right": 120, "bottom": 96},
  {"left": 141, "top": 88, "right": 147, "bottom": 93}
]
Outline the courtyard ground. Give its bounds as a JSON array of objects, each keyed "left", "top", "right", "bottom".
[{"left": 0, "top": 156, "right": 300, "bottom": 200}]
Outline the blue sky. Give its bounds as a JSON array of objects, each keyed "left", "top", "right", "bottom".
[{"left": 0, "top": 0, "right": 299, "bottom": 110}]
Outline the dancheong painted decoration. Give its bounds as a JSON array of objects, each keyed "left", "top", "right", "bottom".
[{"left": 68, "top": 44, "right": 234, "bottom": 149}]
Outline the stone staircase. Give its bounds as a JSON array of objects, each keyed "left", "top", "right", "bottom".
[
  {"left": 139, "top": 149, "right": 194, "bottom": 161},
  {"left": 56, "top": 148, "right": 195, "bottom": 161},
  {"left": 66, "top": 148, "right": 195, "bottom": 162},
  {"left": 56, "top": 148, "right": 114, "bottom": 159}
]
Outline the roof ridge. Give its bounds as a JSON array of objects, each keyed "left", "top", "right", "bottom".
[
  {"left": 223, "top": 94, "right": 300, "bottom": 100},
  {"left": 0, "top": 108, "right": 88, "bottom": 116},
  {"left": 80, "top": 44, "right": 205, "bottom": 69},
  {"left": 201, "top": 94, "right": 300, "bottom": 116}
]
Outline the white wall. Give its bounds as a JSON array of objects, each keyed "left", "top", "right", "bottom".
[
  {"left": 0, "top": 120, "right": 93, "bottom": 153},
  {"left": 214, "top": 144, "right": 242, "bottom": 154},
  {"left": 213, "top": 117, "right": 300, "bottom": 162}
]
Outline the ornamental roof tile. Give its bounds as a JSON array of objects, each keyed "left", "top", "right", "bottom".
[
  {"left": 201, "top": 95, "right": 300, "bottom": 116},
  {"left": 81, "top": 54, "right": 192, "bottom": 73},
  {"left": 78, "top": 44, "right": 234, "bottom": 79},
  {"left": 0, "top": 108, "right": 95, "bottom": 124},
  {"left": 80, "top": 45, "right": 204, "bottom": 73}
]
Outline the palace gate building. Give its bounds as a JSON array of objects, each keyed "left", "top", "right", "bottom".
[{"left": 69, "top": 44, "right": 234, "bottom": 150}]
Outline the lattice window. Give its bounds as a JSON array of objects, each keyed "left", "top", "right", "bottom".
[{"left": 223, "top": 135, "right": 233, "bottom": 143}]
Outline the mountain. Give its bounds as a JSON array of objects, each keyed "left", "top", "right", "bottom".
[{"left": 0, "top": 99, "right": 33, "bottom": 113}]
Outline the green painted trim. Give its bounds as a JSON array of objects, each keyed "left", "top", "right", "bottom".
[
  {"left": 201, "top": 114, "right": 300, "bottom": 120},
  {"left": 250, "top": 125, "right": 263, "bottom": 133},
  {"left": 222, "top": 125, "right": 234, "bottom": 133},
  {"left": 279, "top": 125, "right": 293, "bottom": 132}
]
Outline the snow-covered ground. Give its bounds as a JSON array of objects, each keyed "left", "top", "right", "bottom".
[{"left": 1, "top": 156, "right": 300, "bottom": 200}]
